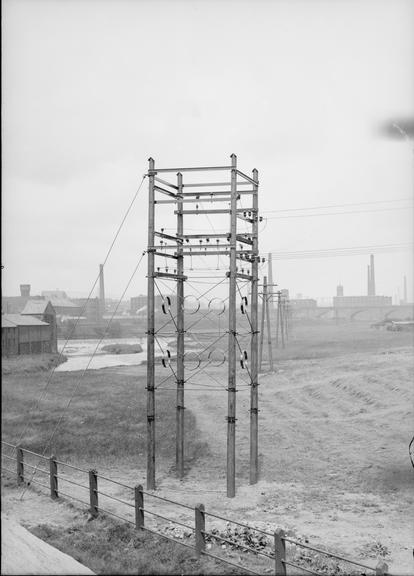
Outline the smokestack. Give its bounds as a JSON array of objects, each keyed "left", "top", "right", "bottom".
[
  {"left": 20, "top": 284, "right": 31, "bottom": 298},
  {"left": 99, "top": 264, "right": 105, "bottom": 319},
  {"left": 367, "top": 265, "right": 371, "bottom": 296},
  {"left": 370, "top": 254, "right": 375, "bottom": 296}
]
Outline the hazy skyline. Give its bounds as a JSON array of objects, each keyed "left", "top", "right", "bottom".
[{"left": 2, "top": 0, "right": 413, "bottom": 302}]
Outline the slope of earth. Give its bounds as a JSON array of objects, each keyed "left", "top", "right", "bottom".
[{"left": 159, "top": 321, "right": 413, "bottom": 574}]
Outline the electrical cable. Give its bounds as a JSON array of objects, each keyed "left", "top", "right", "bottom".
[
  {"left": 19, "top": 251, "right": 146, "bottom": 500},
  {"left": 260, "top": 197, "right": 412, "bottom": 214},
  {"left": 9, "top": 174, "right": 147, "bottom": 458}
]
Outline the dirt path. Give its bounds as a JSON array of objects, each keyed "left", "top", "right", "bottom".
[{"left": 1, "top": 484, "right": 94, "bottom": 575}]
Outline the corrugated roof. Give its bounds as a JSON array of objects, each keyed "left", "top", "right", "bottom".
[
  {"left": 2, "top": 314, "right": 49, "bottom": 327},
  {"left": 2, "top": 317, "right": 18, "bottom": 328},
  {"left": 21, "top": 300, "right": 50, "bottom": 314},
  {"left": 48, "top": 298, "right": 79, "bottom": 308}
]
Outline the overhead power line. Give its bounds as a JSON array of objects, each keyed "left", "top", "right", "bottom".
[
  {"left": 261, "top": 197, "right": 411, "bottom": 214},
  {"left": 264, "top": 206, "right": 412, "bottom": 219},
  {"left": 266, "top": 242, "right": 412, "bottom": 260}
]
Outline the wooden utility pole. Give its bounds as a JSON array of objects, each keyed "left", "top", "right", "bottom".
[
  {"left": 176, "top": 172, "right": 185, "bottom": 479},
  {"left": 259, "top": 276, "right": 274, "bottom": 372},
  {"left": 249, "top": 168, "right": 259, "bottom": 485},
  {"left": 266, "top": 281, "right": 274, "bottom": 372},
  {"left": 227, "top": 153, "right": 237, "bottom": 498},
  {"left": 268, "top": 253, "right": 274, "bottom": 309},
  {"left": 259, "top": 276, "right": 266, "bottom": 373},
  {"left": 146, "top": 157, "right": 156, "bottom": 490}
]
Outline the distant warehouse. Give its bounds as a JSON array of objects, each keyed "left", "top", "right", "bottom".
[
  {"left": 2, "top": 304, "right": 57, "bottom": 356},
  {"left": 333, "top": 295, "right": 392, "bottom": 308}
]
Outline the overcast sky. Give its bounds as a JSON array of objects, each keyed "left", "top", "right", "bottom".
[{"left": 2, "top": 0, "right": 413, "bottom": 302}]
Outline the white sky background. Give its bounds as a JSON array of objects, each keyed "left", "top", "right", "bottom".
[{"left": 2, "top": 0, "right": 413, "bottom": 302}]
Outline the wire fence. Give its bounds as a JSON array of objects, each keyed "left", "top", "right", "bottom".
[{"left": 1, "top": 442, "right": 389, "bottom": 576}]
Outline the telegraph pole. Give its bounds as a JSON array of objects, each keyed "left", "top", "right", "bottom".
[
  {"left": 176, "top": 172, "right": 185, "bottom": 479},
  {"left": 250, "top": 168, "right": 259, "bottom": 485},
  {"left": 266, "top": 281, "right": 274, "bottom": 371},
  {"left": 259, "top": 276, "right": 267, "bottom": 372},
  {"left": 146, "top": 157, "right": 156, "bottom": 490},
  {"left": 227, "top": 153, "right": 237, "bottom": 498}
]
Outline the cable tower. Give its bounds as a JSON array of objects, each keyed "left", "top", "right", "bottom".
[{"left": 146, "top": 154, "right": 260, "bottom": 497}]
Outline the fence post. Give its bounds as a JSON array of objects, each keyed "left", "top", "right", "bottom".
[
  {"left": 49, "top": 455, "right": 58, "bottom": 499},
  {"left": 375, "top": 560, "right": 388, "bottom": 575},
  {"left": 88, "top": 469, "right": 98, "bottom": 518},
  {"left": 274, "top": 528, "right": 286, "bottom": 576},
  {"left": 135, "top": 484, "right": 144, "bottom": 529},
  {"left": 16, "top": 446, "right": 24, "bottom": 485},
  {"left": 195, "top": 503, "right": 205, "bottom": 557}
]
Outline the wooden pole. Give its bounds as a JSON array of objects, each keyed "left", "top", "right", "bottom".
[
  {"left": 265, "top": 279, "right": 274, "bottom": 371},
  {"left": 276, "top": 291, "right": 281, "bottom": 348},
  {"left": 249, "top": 168, "right": 259, "bottom": 485},
  {"left": 176, "top": 172, "right": 185, "bottom": 479},
  {"left": 227, "top": 153, "right": 237, "bottom": 498},
  {"left": 88, "top": 470, "right": 98, "bottom": 518},
  {"left": 16, "top": 446, "right": 24, "bottom": 485},
  {"left": 135, "top": 484, "right": 144, "bottom": 529},
  {"left": 280, "top": 294, "right": 285, "bottom": 349},
  {"left": 49, "top": 455, "right": 58, "bottom": 499},
  {"left": 268, "top": 253, "right": 274, "bottom": 309},
  {"left": 195, "top": 504, "right": 206, "bottom": 556},
  {"left": 274, "top": 528, "right": 286, "bottom": 575},
  {"left": 259, "top": 285, "right": 266, "bottom": 372},
  {"left": 147, "top": 157, "right": 156, "bottom": 490}
]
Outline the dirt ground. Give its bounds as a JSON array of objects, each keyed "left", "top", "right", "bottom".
[{"left": 2, "top": 321, "right": 413, "bottom": 574}]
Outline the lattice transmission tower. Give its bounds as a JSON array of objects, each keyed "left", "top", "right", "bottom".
[{"left": 146, "top": 154, "right": 259, "bottom": 497}]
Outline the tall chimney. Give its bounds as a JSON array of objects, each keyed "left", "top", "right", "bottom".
[
  {"left": 99, "top": 264, "right": 105, "bottom": 320},
  {"left": 367, "top": 265, "right": 371, "bottom": 296},
  {"left": 370, "top": 254, "right": 375, "bottom": 296},
  {"left": 20, "top": 284, "right": 31, "bottom": 298}
]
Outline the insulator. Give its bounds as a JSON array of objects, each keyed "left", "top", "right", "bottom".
[
  {"left": 157, "top": 267, "right": 160, "bottom": 272},
  {"left": 166, "top": 267, "right": 169, "bottom": 272},
  {"left": 243, "top": 211, "right": 247, "bottom": 217},
  {"left": 186, "top": 238, "right": 189, "bottom": 243},
  {"left": 161, "top": 228, "right": 164, "bottom": 232},
  {"left": 206, "top": 238, "right": 210, "bottom": 242},
  {"left": 196, "top": 204, "right": 199, "bottom": 210},
  {"left": 166, "top": 296, "right": 171, "bottom": 306},
  {"left": 174, "top": 269, "right": 176, "bottom": 274},
  {"left": 248, "top": 211, "right": 251, "bottom": 217},
  {"left": 259, "top": 216, "right": 263, "bottom": 222}
]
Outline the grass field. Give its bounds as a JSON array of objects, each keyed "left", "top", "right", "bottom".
[
  {"left": 2, "top": 319, "right": 413, "bottom": 574},
  {"left": 1, "top": 363, "right": 209, "bottom": 470}
]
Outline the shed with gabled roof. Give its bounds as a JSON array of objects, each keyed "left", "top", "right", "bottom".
[{"left": 2, "top": 313, "right": 54, "bottom": 356}]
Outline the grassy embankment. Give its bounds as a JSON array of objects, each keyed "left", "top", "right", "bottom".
[{"left": 32, "top": 517, "right": 237, "bottom": 575}]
